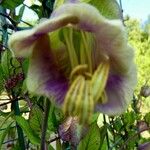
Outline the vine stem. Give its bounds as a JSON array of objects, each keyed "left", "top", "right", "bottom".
[
  {"left": 40, "top": 98, "right": 50, "bottom": 150},
  {"left": 11, "top": 96, "right": 26, "bottom": 150},
  {"left": 103, "top": 115, "right": 110, "bottom": 149}
]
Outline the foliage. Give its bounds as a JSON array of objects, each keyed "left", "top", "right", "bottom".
[{"left": 0, "top": 0, "right": 150, "bottom": 150}]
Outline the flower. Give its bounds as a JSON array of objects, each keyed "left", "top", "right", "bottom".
[
  {"left": 8, "top": 1, "right": 137, "bottom": 124},
  {"left": 138, "top": 142, "right": 150, "bottom": 150}
]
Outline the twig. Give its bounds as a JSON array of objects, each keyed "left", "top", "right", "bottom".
[
  {"left": 22, "top": 93, "right": 32, "bottom": 109},
  {"left": 20, "top": 19, "right": 33, "bottom": 27},
  {"left": 119, "top": 0, "right": 125, "bottom": 26},
  {"left": 103, "top": 115, "right": 110, "bottom": 149},
  {"left": 0, "top": 97, "right": 23, "bottom": 107},
  {"left": 0, "top": 12, "right": 17, "bottom": 27},
  {"left": 11, "top": 94, "right": 26, "bottom": 150},
  {"left": 0, "top": 12, "right": 33, "bottom": 30},
  {"left": 0, "top": 98, "right": 11, "bottom": 101},
  {"left": 0, "top": 43, "right": 10, "bottom": 50},
  {"left": 48, "top": 136, "right": 60, "bottom": 144},
  {"left": 40, "top": 98, "right": 50, "bottom": 150}
]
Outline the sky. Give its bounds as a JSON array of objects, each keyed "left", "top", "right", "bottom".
[
  {"left": 117, "top": 0, "right": 150, "bottom": 22},
  {"left": 22, "top": 0, "right": 150, "bottom": 23}
]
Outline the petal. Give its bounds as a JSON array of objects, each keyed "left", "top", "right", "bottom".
[
  {"left": 8, "top": 14, "right": 79, "bottom": 57},
  {"left": 26, "top": 35, "right": 68, "bottom": 104},
  {"left": 51, "top": 3, "right": 133, "bottom": 74},
  {"left": 51, "top": 3, "right": 107, "bottom": 32},
  {"left": 96, "top": 64, "right": 137, "bottom": 115},
  {"left": 138, "top": 142, "right": 150, "bottom": 150},
  {"left": 92, "top": 61, "right": 110, "bottom": 102}
]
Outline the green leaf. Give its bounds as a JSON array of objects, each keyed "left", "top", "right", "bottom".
[
  {"left": 123, "top": 112, "right": 136, "bottom": 127},
  {"left": 1, "top": 50, "right": 21, "bottom": 79},
  {"left": 56, "top": 139, "right": 62, "bottom": 150},
  {"left": 14, "top": 5, "right": 25, "bottom": 22},
  {"left": 1, "top": 0, "right": 24, "bottom": 10},
  {"left": 1, "top": 50, "right": 11, "bottom": 78},
  {"left": 89, "top": 0, "right": 121, "bottom": 19},
  {"left": 0, "top": 123, "right": 12, "bottom": 149},
  {"left": 0, "top": 65, "right": 4, "bottom": 94},
  {"left": 48, "top": 144, "right": 55, "bottom": 150},
  {"left": 0, "top": 111, "right": 14, "bottom": 129},
  {"left": 144, "top": 112, "right": 150, "bottom": 125},
  {"left": 48, "top": 104, "right": 63, "bottom": 132},
  {"left": 77, "top": 122, "right": 107, "bottom": 150},
  {"left": 15, "top": 116, "right": 40, "bottom": 145},
  {"left": 29, "top": 105, "right": 43, "bottom": 135},
  {"left": 30, "top": 4, "right": 42, "bottom": 18}
]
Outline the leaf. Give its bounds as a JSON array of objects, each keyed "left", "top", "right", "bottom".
[
  {"left": 56, "top": 139, "right": 62, "bottom": 150},
  {"left": 29, "top": 105, "right": 43, "bottom": 135},
  {"left": 1, "top": 50, "right": 11, "bottom": 78},
  {"left": 1, "top": 50, "right": 21, "bottom": 79},
  {"left": 123, "top": 112, "right": 136, "bottom": 127},
  {"left": 14, "top": 5, "right": 25, "bottom": 22},
  {"left": 48, "top": 104, "right": 63, "bottom": 132},
  {"left": 1, "top": 0, "right": 24, "bottom": 10},
  {"left": 77, "top": 122, "right": 107, "bottom": 150},
  {"left": 89, "top": 0, "right": 121, "bottom": 19},
  {"left": 0, "top": 123, "right": 12, "bottom": 149},
  {"left": 48, "top": 144, "right": 55, "bottom": 150},
  {"left": 0, "top": 111, "right": 14, "bottom": 129},
  {"left": 15, "top": 116, "right": 40, "bottom": 145},
  {"left": 144, "top": 112, "right": 150, "bottom": 125},
  {"left": 30, "top": 5, "right": 42, "bottom": 18},
  {"left": 0, "top": 65, "right": 4, "bottom": 94}
]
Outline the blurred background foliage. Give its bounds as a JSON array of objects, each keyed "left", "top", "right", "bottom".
[{"left": 0, "top": 0, "right": 150, "bottom": 150}]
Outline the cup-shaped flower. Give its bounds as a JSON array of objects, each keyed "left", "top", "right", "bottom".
[{"left": 8, "top": 2, "right": 137, "bottom": 124}]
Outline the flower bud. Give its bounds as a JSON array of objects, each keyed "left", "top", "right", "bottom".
[{"left": 140, "top": 86, "right": 150, "bottom": 98}]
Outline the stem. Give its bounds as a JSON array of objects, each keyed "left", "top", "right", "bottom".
[
  {"left": 0, "top": 97, "right": 23, "bottom": 107},
  {"left": 40, "top": 98, "right": 50, "bottom": 150},
  {"left": 48, "top": 136, "right": 60, "bottom": 144},
  {"left": 11, "top": 97, "right": 26, "bottom": 150},
  {"left": 109, "top": 117, "right": 116, "bottom": 142},
  {"left": 119, "top": 0, "right": 125, "bottom": 25},
  {"left": 103, "top": 115, "right": 110, "bottom": 149},
  {"left": 0, "top": 12, "right": 17, "bottom": 27}
]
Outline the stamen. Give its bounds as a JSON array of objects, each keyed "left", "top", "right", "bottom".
[
  {"left": 92, "top": 61, "right": 110, "bottom": 103},
  {"left": 70, "top": 64, "right": 88, "bottom": 81},
  {"left": 78, "top": 80, "right": 94, "bottom": 124},
  {"left": 63, "top": 75, "right": 84, "bottom": 115},
  {"left": 81, "top": 31, "right": 93, "bottom": 73},
  {"left": 98, "top": 90, "right": 108, "bottom": 104},
  {"left": 63, "top": 73, "right": 94, "bottom": 124},
  {"left": 80, "top": 42, "right": 86, "bottom": 64},
  {"left": 70, "top": 76, "right": 86, "bottom": 116},
  {"left": 63, "top": 28, "right": 78, "bottom": 69}
]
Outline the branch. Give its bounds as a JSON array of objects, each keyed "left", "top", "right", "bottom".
[
  {"left": 0, "top": 97, "right": 23, "bottom": 107},
  {"left": 0, "top": 12, "right": 17, "bottom": 27},
  {"left": 20, "top": 19, "right": 33, "bottom": 27},
  {"left": 48, "top": 136, "right": 60, "bottom": 144},
  {"left": 0, "top": 42, "right": 10, "bottom": 50},
  {"left": 40, "top": 98, "right": 50, "bottom": 150}
]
